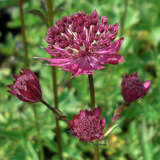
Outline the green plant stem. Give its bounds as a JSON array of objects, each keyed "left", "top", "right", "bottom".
[
  {"left": 19, "top": 0, "right": 29, "bottom": 67},
  {"left": 120, "top": 0, "right": 129, "bottom": 35},
  {"left": 41, "top": 99, "right": 68, "bottom": 123},
  {"left": 33, "top": 106, "right": 45, "bottom": 160},
  {"left": 88, "top": 75, "right": 99, "bottom": 160},
  {"left": 46, "top": 0, "right": 63, "bottom": 159},
  {"left": 52, "top": 68, "right": 63, "bottom": 160},
  {"left": 19, "top": 1, "right": 44, "bottom": 160}
]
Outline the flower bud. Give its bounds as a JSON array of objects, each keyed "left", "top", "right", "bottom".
[
  {"left": 8, "top": 69, "right": 42, "bottom": 103},
  {"left": 69, "top": 107, "right": 105, "bottom": 142},
  {"left": 121, "top": 73, "right": 150, "bottom": 104}
]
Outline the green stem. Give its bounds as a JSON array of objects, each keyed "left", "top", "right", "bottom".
[
  {"left": 88, "top": 75, "right": 99, "bottom": 160},
  {"left": 19, "top": 0, "right": 29, "bottom": 67},
  {"left": 120, "top": 0, "right": 129, "bottom": 35},
  {"left": 19, "top": 1, "right": 44, "bottom": 159},
  {"left": 32, "top": 106, "right": 45, "bottom": 160},
  {"left": 41, "top": 99, "right": 68, "bottom": 123},
  {"left": 46, "top": 0, "right": 63, "bottom": 159},
  {"left": 94, "top": 144, "right": 99, "bottom": 160}
]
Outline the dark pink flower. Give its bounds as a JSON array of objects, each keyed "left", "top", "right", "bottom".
[
  {"left": 69, "top": 107, "right": 106, "bottom": 142},
  {"left": 41, "top": 9, "right": 124, "bottom": 77},
  {"left": 121, "top": 73, "right": 151, "bottom": 104},
  {"left": 8, "top": 69, "right": 42, "bottom": 103}
]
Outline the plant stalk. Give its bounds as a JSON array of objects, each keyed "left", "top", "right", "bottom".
[
  {"left": 41, "top": 99, "right": 68, "bottom": 123},
  {"left": 46, "top": 0, "right": 63, "bottom": 159},
  {"left": 18, "top": 0, "right": 44, "bottom": 160},
  {"left": 33, "top": 106, "right": 45, "bottom": 160},
  {"left": 120, "top": 0, "right": 129, "bottom": 35},
  {"left": 88, "top": 75, "right": 99, "bottom": 160},
  {"left": 19, "top": 0, "right": 29, "bottom": 67},
  {"left": 88, "top": 75, "right": 95, "bottom": 109},
  {"left": 104, "top": 103, "right": 126, "bottom": 134}
]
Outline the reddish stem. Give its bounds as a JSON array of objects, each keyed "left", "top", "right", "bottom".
[
  {"left": 46, "top": 0, "right": 63, "bottom": 159},
  {"left": 105, "top": 103, "right": 126, "bottom": 133},
  {"left": 88, "top": 75, "right": 99, "bottom": 160},
  {"left": 41, "top": 99, "right": 68, "bottom": 123},
  {"left": 88, "top": 74, "right": 95, "bottom": 109}
]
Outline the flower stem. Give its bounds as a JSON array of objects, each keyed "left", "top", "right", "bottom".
[
  {"left": 32, "top": 106, "right": 45, "bottom": 160},
  {"left": 46, "top": 0, "right": 63, "bottom": 159},
  {"left": 88, "top": 75, "right": 99, "bottom": 160},
  {"left": 120, "top": 0, "right": 129, "bottom": 35},
  {"left": 41, "top": 99, "right": 68, "bottom": 123},
  {"left": 104, "top": 103, "right": 126, "bottom": 134},
  {"left": 19, "top": 0, "right": 29, "bottom": 67},
  {"left": 19, "top": 1, "right": 44, "bottom": 160},
  {"left": 94, "top": 144, "right": 99, "bottom": 160},
  {"left": 88, "top": 75, "right": 95, "bottom": 109}
]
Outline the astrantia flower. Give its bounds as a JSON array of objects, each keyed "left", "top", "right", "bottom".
[
  {"left": 8, "top": 69, "right": 42, "bottom": 103},
  {"left": 69, "top": 107, "right": 106, "bottom": 142},
  {"left": 121, "top": 73, "right": 151, "bottom": 104},
  {"left": 42, "top": 9, "right": 124, "bottom": 77}
]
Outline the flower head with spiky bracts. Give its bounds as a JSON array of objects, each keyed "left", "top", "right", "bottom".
[
  {"left": 121, "top": 73, "right": 151, "bottom": 104},
  {"left": 41, "top": 9, "right": 124, "bottom": 77},
  {"left": 69, "top": 107, "right": 106, "bottom": 142},
  {"left": 8, "top": 69, "right": 42, "bottom": 103}
]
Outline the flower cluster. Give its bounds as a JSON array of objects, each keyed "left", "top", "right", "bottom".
[
  {"left": 70, "top": 107, "right": 105, "bottom": 141},
  {"left": 42, "top": 9, "right": 124, "bottom": 77},
  {"left": 8, "top": 10, "right": 151, "bottom": 143}
]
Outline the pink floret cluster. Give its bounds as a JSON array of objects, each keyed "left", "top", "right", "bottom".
[
  {"left": 42, "top": 9, "right": 124, "bottom": 76},
  {"left": 69, "top": 107, "right": 105, "bottom": 141}
]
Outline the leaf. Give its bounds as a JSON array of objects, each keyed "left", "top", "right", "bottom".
[
  {"left": 53, "top": 2, "right": 66, "bottom": 14},
  {"left": 28, "top": 9, "right": 47, "bottom": 25},
  {"left": 103, "top": 123, "right": 120, "bottom": 138},
  {"left": 138, "top": 120, "right": 153, "bottom": 160},
  {"left": 0, "top": 0, "right": 28, "bottom": 9},
  {"left": 25, "top": 141, "right": 39, "bottom": 160}
]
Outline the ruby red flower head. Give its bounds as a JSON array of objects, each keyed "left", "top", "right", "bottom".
[
  {"left": 121, "top": 73, "right": 151, "bottom": 104},
  {"left": 69, "top": 107, "right": 106, "bottom": 142},
  {"left": 8, "top": 69, "right": 42, "bottom": 103},
  {"left": 41, "top": 9, "right": 124, "bottom": 77}
]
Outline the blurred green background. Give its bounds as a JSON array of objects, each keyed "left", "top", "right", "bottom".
[{"left": 0, "top": 0, "right": 160, "bottom": 159}]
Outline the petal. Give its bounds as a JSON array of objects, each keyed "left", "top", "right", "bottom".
[
  {"left": 113, "top": 37, "right": 124, "bottom": 51},
  {"left": 93, "top": 107, "right": 101, "bottom": 117},
  {"left": 69, "top": 119, "right": 74, "bottom": 128},
  {"left": 143, "top": 80, "right": 151, "bottom": 89},
  {"left": 79, "top": 110, "right": 86, "bottom": 118},
  {"left": 8, "top": 90, "right": 16, "bottom": 96},
  {"left": 97, "top": 133, "right": 104, "bottom": 140},
  {"left": 104, "top": 54, "right": 124, "bottom": 64},
  {"left": 119, "top": 56, "right": 124, "bottom": 63},
  {"left": 40, "top": 57, "right": 70, "bottom": 64},
  {"left": 101, "top": 118, "right": 106, "bottom": 129},
  {"left": 13, "top": 75, "right": 18, "bottom": 80}
]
